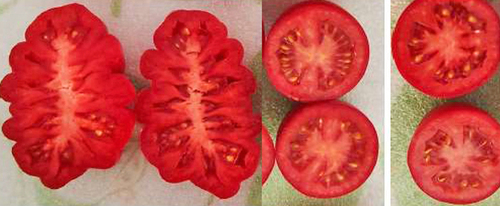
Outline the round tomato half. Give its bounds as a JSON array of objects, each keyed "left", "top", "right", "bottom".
[
  {"left": 136, "top": 10, "right": 260, "bottom": 199},
  {"left": 263, "top": 1, "right": 369, "bottom": 102},
  {"left": 392, "top": 0, "right": 500, "bottom": 98},
  {"left": 0, "top": 4, "right": 135, "bottom": 189},
  {"left": 262, "top": 125, "right": 275, "bottom": 185},
  {"left": 276, "top": 101, "right": 378, "bottom": 198},
  {"left": 408, "top": 104, "right": 500, "bottom": 204}
]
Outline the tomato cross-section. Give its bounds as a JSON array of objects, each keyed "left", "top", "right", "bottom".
[
  {"left": 0, "top": 4, "right": 136, "bottom": 189},
  {"left": 408, "top": 104, "right": 500, "bottom": 204},
  {"left": 276, "top": 101, "right": 378, "bottom": 198},
  {"left": 264, "top": 1, "right": 369, "bottom": 102},
  {"left": 392, "top": 0, "right": 500, "bottom": 98},
  {"left": 136, "top": 10, "right": 260, "bottom": 199}
]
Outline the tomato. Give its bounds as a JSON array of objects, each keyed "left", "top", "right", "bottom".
[
  {"left": 263, "top": 1, "right": 369, "bottom": 102},
  {"left": 136, "top": 10, "right": 260, "bottom": 199},
  {"left": 275, "top": 101, "right": 378, "bottom": 198},
  {"left": 392, "top": 0, "right": 500, "bottom": 98},
  {"left": 408, "top": 104, "right": 500, "bottom": 204},
  {"left": 0, "top": 4, "right": 136, "bottom": 189},
  {"left": 262, "top": 125, "right": 275, "bottom": 185}
]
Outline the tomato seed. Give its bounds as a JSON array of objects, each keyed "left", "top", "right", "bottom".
[
  {"left": 285, "top": 70, "right": 300, "bottom": 84},
  {"left": 229, "top": 147, "right": 238, "bottom": 153},
  {"left": 280, "top": 44, "right": 291, "bottom": 51},
  {"left": 225, "top": 155, "right": 235, "bottom": 163},
  {"left": 436, "top": 174, "right": 447, "bottom": 183},
  {"left": 353, "top": 132, "right": 363, "bottom": 140},
  {"left": 340, "top": 121, "right": 350, "bottom": 132},
  {"left": 318, "top": 118, "right": 324, "bottom": 129},
  {"left": 468, "top": 15, "right": 477, "bottom": 23},
  {"left": 327, "top": 79, "right": 336, "bottom": 87},
  {"left": 460, "top": 179, "right": 469, "bottom": 188},
  {"left": 70, "top": 30, "right": 79, "bottom": 38},
  {"left": 336, "top": 173, "right": 345, "bottom": 181},
  {"left": 181, "top": 27, "right": 191, "bottom": 36},
  {"left": 414, "top": 54, "right": 424, "bottom": 64},
  {"left": 94, "top": 130, "right": 103, "bottom": 137},
  {"left": 441, "top": 9, "right": 451, "bottom": 17},
  {"left": 424, "top": 155, "right": 431, "bottom": 164}
]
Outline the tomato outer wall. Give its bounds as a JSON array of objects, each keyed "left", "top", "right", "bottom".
[
  {"left": 276, "top": 100, "right": 378, "bottom": 198},
  {"left": 392, "top": 0, "right": 500, "bottom": 98},
  {"left": 264, "top": 1, "right": 369, "bottom": 102},
  {"left": 262, "top": 125, "right": 275, "bottom": 185},
  {"left": 408, "top": 103, "right": 500, "bottom": 204}
]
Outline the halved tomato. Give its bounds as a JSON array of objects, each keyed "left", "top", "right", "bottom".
[
  {"left": 136, "top": 10, "right": 260, "bottom": 198},
  {"left": 392, "top": 0, "right": 500, "bottom": 98},
  {"left": 263, "top": 1, "right": 369, "bottom": 102},
  {"left": 408, "top": 104, "right": 500, "bottom": 204},
  {"left": 276, "top": 101, "right": 378, "bottom": 198},
  {"left": 262, "top": 125, "right": 275, "bottom": 185},
  {"left": 0, "top": 4, "right": 136, "bottom": 189}
]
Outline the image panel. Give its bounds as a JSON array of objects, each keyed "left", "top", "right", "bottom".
[
  {"left": 0, "top": 0, "right": 262, "bottom": 206},
  {"left": 391, "top": 0, "right": 500, "bottom": 205},
  {"left": 262, "top": 0, "right": 384, "bottom": 205}
]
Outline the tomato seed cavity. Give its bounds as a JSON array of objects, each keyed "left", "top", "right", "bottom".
[
  {"left": 76, "top": 113, "right": 116, "bottom": 138},
  {"left": 157, "top": 121, "right": 193, "bottom": 153},
  {"left": 213, "top": 139, "right": 247, "bottom": 166}
]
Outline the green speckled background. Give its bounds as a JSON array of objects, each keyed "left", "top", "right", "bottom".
[
  {"left": 262, "top": 0, "right": 384, "bottom": 205},
  {"left": 0, "top": 0, "right": 262, "bottom": 206},
  {"left": 391, "top": 0, "right": 500, "bottom": 205}
]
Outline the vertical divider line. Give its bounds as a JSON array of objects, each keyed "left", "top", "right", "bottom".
[{"left": 384, "top": 0, "right": 392, "bottom": 205}]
